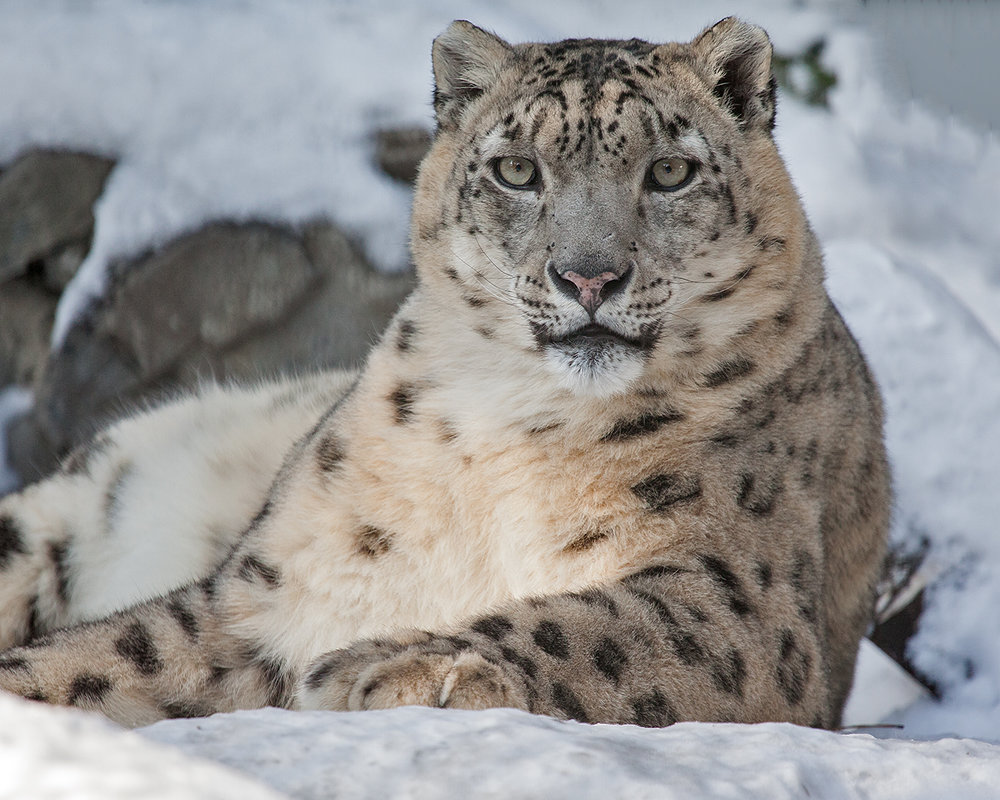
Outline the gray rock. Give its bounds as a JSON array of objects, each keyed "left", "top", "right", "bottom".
[
  {"left": 374, "top": 127, "right": 432, "bottom": 184},
  {"left": 103, "top": 223, "right": 320, "bottom": 379},
  {"left": 0, "top": 276, "right": 57, "bottom": 387},
  {"left": 42, "top": 240, "right": 89, "bottom": 293},
  {"left": 0, "top": 150, "right": 113, "bottom": 284},
  {"left": 4, "top": 411, "right": 60, "bottom": 487},
  {"left": 10, "top": 218, "right": 413, "bottom": 488},
  {"left": 32, "top": 312, "right": 145, "bottom": 457}
]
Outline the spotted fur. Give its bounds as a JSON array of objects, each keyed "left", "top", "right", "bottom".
[{"left": 0, "top": 18, "right": 888, "bottom": 730}]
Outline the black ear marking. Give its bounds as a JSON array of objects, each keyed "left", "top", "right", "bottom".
[
  {"left": 432, "top": 21, "right": 513, "bottom": 129},
  {"left": 692, "top": 17, "right": 775, "bottom": 130}
]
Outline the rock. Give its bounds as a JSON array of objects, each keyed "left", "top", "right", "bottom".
[
  {"left": 4, "top": 411, "right": 60, "bottom": 486},
  {"left": 102, "top": 223, "right": 320, "bottom": 379},
  {"left": 42, "top": 241, "right": 89, "bottom": 293},
  {"left": 0, "top": 276, "right": 57, "bottom": 387},
  {"left": 374, "top": 127, "right": 432, "bottom": 184},
  {"left": 11, "top": 218, "right": 413, "bottom": 486},
  {"left": 0, "top": 150, "right": 113, "bottom": 284},
  {"left": 32, "top": 313, "right": 145, "bottom": 456}
]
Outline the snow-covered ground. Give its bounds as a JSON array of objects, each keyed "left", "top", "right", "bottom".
[{"left": 1, "top": 0, "right": 999, "bottom": 796}]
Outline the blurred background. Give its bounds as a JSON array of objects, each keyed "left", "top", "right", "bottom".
[{"left": 0, "top": 0, "right": 998, "bottom": 740}]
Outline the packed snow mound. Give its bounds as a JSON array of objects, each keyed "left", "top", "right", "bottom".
[
  {"left": 140, "top": 705, "right": 1000, "bottom": 800},
  {"left": 0, "top": 695, "right": 282, "bottom": 800}
]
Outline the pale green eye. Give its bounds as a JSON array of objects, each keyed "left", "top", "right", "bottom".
[
  {"left": 648, "top": 157, "right": 694, "bottom": 190},
  {"left": 494, "top": 156, "right": 538, "bottom": 188}
]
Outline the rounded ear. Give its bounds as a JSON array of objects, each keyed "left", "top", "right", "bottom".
[
  {"left": 691, "top": 17, "right": 777, "bottom": 131},
  {"left": 432, "top": 20, "right": 512, "bottom": 130}
]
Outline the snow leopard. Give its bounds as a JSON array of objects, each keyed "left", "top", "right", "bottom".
[{"left": 0, "top": 18, "right": 889, "bottom": 730}]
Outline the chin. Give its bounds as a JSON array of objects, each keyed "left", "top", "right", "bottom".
[{"left": 544, "top": 342, "right": 646, "bottom": 399}]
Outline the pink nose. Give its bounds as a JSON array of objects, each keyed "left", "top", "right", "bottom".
[{"left": 559, "top": 270, "right": 620, "bottom": 314}]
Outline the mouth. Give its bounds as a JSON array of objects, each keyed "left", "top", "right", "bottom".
[{"left": 537, "top": 323, "right": 656, "bottom": 352}]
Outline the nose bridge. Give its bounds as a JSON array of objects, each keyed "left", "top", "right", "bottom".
[{"left": 555, "top": 180, "right": 633, "bottom": 263}]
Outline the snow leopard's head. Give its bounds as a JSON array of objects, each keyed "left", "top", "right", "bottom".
[{"left": 411, "top": 18, "right": 808, "bottom": 397}]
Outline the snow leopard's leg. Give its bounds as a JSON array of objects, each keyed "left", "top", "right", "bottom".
[
  {"left": 0, "top": 371, "right": 356, "bottom": 652},
  {"left": 0, "top": 577, "right": 289, "bottom": 726},
  {"left": 0, "top": 442, "right": 114, "bottom": 649},
  {"left": 0, "top": 509, "right": 298, "bottom": 727},
  {"left": 300, "top": 555, "right": 830, "bottom": 728}
]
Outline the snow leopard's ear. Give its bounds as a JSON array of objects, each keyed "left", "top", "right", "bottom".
[
  {"left": 690, "top": 17, "right": 777, "bottom": 132},
  {"left": 432, "top": 21, "right": 513, "bottom": 130}
]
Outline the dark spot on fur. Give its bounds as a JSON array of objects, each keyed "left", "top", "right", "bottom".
[
  {"left": 736, "top": 472, "right": 781, "bottom": 516},
  {"left": 632, "top": 688, "right": 676, "bottom": 727},
  {"left": 699, "top": 555, "right": 753, "bottom": 617},
  {"left": 626, "top": 586, "right": 705, "bottom": 665},
  {"left": 256, "top": 654, "right": 291, "bottom": 707},
  {"left": 671, "top": 629, "right": 708, "bottom": 666},
  {"left": 501, "top": 646, "right": 537, "bottom": 679},
  {"left": 316, "top": 433, "right": 346, "bottom": 473},
  {"left": 625, "top": 564, "right": 690, "bottom": 582},
  {"left": 0, "top": 656, "right": 29, "bottom": 672},
  {"left": 160, "top": 700, "right": 207, "bottom": 719},
  {"left": 710, "top": 648, "right": 747, "bottom": 697},
  {"left": 563, "top": 527, "right": 610, "bottom": 553},
  {"left": 552, "top": 681, "right": 589, "bottom": 722},
  {"left": 463, "top": 294, "right": 487, "bottom": 308},
  {"left": 389, "top": 384, "right": 417, "bottom": 424},
  {"left": 104, "top": 461, "right": 134, "bottom": 530},
  {"left": 703, "top": 356, "right": 755, "bottom": 388},
  {"left": 305, "top": 653, "right": 344, "bottom": 690},
  {"left": 570, "top": 589, "right": 619, "bottom": 617},
  {"left": 239, "top": 553, "right": 281, "bottom": 587},
  {"left": 527, "top": 421, "right": 563, "bottom": 435},
  {"left": 436, "top": 419, "right": 459, "bottom": 444},
  {"left": 533, "top": 620, "right": 570, "bottom": 659},
  {"left": 710, "top": 431, "right": 741, "bottom": 448},
  {"left": 593, "top": 638, "right": 627, "bottom": 683},
  {"left": 396, "top": 319, "right": 417, "bottom": 353},
  {"left": 702, "top": 282, "right": 737, "bottom": 302},
  {"left": 475, "top": 326, "right": 495, "bottom": 339},
  {"left": 0, "top": 514, "right": 26, "bottom": 569},
  {"left": 247, "top": 501, "right": 272, "bottom": 533},
  {"left": 357, "top": 525, "right": 393, "bottom": 558},
  {"left": 472, "top": 615, "right": 514, "bottom": 640},
  {"left": 26, "top": 596, "right": 41, "bottom": 640},
  {"left": 167, "top": 598, "right": 199, "bottom": 640},
  {"left": 115, "top": 621, "right": 163, "bottom": 676},
  {"left": 444, "top": 267, "right": 459, "bottom": 281},
  {"left": 744, "top": 211, "right": 758, "bottom": 234},
  {"left": 601, "top": 409, "right": 685, "bottom": 442},
  {"left": 201, "top": 572, "right": 219, "bottom": 602},
  {"left": 48, "top": 541, "right": 70, "bottom": 605},
  {"left": 631, "top": 473, "right": 702, "bottom": 512},
  {"left": 755, "top": 562, "right": 773, "bottom": 591},
  {"left": 776, "top": 629, "right": 812, "bottom": 706},
  {"left": 68, "top": 674, "right": 112, "bottom": 705},
  {"left": 791, "top": 550, "right": 819, "bottom": 623}
]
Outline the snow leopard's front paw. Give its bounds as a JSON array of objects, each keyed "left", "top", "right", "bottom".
[{"left": 298, "top": 635, "right": 529, "bottom": 713}]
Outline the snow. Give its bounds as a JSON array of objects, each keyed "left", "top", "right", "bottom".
[
  {"left": 0, "top": 694, "right": 282, "bottom": 800},
  {"left": 6, "top": 691, "right": 1000, "bottom": 800},
  {"left": 140, "top": 705, "right": 1000, "bottom": 800},
  {"left": 2, "top": 0, "right": 1000, "bottom": 796}
]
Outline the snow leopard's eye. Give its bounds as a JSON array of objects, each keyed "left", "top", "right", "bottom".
[
  {"left": 647, "top": 157, "right": 695, "bottom": 191},
  {"left": 494, "top": 156, "right": 538, "bottom": 189}
]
